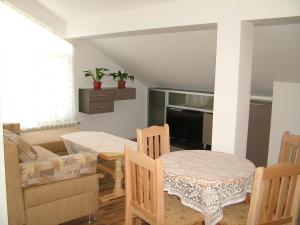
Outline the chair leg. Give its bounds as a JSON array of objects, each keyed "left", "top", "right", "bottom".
[
  {"left": 88, "top": 214, "right": 92, "bottom": 224},
  {"left": 244, "top": 193, "right": 251, "bottom": 204},
  {"left": 134, "top": 217, "right": 142, "bottom": 225},
  {"left": 125, "top": 207, "right": 134, "bottom": 225},
  {"left": 193, "top": 222, "right": 204, "bottom": 225}
]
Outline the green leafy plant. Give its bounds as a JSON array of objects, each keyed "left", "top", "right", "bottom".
[
  {"left": 83, "top": 67, "right": 109, "bottom": 81},
  {"left": 109, "top": 70, "right": 134, "bottom": 82}
]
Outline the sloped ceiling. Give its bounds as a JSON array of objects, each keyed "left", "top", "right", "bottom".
[
  {"left": 8, "top": 1, "right": 300, "bottom": 96},
  {"left": 90, "top": 23, "right": 300, "bottom": 96},
  {"left": 252, "top": 23, "right": 300, "bottom": 95},
  {"left": 91, "top": 28, "right": 217, "bottom": 92},
  {"left": 35, "top": 0, "right": 179, "bottom": 22}
]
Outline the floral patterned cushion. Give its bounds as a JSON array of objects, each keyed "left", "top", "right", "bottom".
[
  {"left": 20, "top": 152, "right": 97, "bottom": 188},
  {"left": 3, "top": 129, "right": 38, "bottom": 162}
]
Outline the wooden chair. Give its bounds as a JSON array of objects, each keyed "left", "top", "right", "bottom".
[
  {"left": 246, "top": 163, "right": 300, "bottom": 225},
  {"left": 279, "top": 131, "right": 300, "bottom": 163},
  {"left": 124, "top": 147, "right": 203, "bottom": 225},
  {"left": 136, "top": 124, "right": 170, "bottom": 159}
]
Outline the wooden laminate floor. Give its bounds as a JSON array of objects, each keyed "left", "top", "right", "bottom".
[
  {"left": 62, "top": 146, "right": 192, "bottom": 225},
  {"left": 62, "top": 197, "right": 125, "bottom": 225},
  {"left": 61, "top": 196, "right": 250, "bottom": 225}
]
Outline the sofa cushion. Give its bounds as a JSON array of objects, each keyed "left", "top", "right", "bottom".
[
  {"left": 20, "top": 152, "right": 97, "bottom": 188},
  {"left": 21, "top": 127, "right": 79, "bottom": 154},
  {"left": 32, "top": 146, "right": 59, "bottom": 162},
  {"left": 3, "top": 129, "right": 38, "bottom": 162},
  {"left": 35, "top": 141, "right": 66, "bottom": 154}
]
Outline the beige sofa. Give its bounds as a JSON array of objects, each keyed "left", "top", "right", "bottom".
[
  {"left": 3, "top": 124, "right": 99, "bottom": 225},
  {"left": 16, "top": 124, "right": 78, "bottom": 156}
]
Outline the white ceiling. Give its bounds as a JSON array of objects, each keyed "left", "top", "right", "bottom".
[
  {"left": 35, "top": 0, "right": 178, "bottom": 22},
  {"left": 90, "top": 23, "right": 300, "bottom": 96},
  {"left": 31, "top": 0, "right": 300, "bottom": 96},
  {"left": 91, "top": 29, "right": 217, "bottom": 91}
]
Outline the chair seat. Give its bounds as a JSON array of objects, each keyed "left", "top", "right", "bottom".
[{"left": 164, "top": 193, "right": 204, "bottom": 225}]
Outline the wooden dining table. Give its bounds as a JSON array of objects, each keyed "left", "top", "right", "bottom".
[
  {"left": 61, "top": 131, "right": 137, "bottom": 203},
  {"left": 159, "top": 150, "right": 255, "bottom": 225}
]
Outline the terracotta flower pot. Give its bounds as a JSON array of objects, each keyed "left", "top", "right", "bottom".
[
  {"left": 93, "top": 81, "right": 102, "bottom": 90},
  {"left": 118, "top": 80, "right": 126, "bottom": 89}
]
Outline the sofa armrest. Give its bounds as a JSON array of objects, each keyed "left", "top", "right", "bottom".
[
  {"left": 3, "top": 123, "right": 21, "bottom": 135},
  {"left": 20, "top": 152, "right": 97, "bottom": 188}
]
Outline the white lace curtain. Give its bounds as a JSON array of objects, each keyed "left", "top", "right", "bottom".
[{"left": 0, "top": 3, "right": 76, "bottom": 130}]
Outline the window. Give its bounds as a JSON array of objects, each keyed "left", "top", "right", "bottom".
[{"left": 0, "top": 3, "right": 76, "bottom": 130}]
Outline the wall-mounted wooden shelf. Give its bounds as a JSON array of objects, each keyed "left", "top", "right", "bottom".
[
  {"left": 115, "top": 88, "right": 136, "bottom": 100},
  {"left": 79, "top": 87, "right": 136, "bottom": 114}
]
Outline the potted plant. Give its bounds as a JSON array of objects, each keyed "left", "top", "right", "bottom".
[
  {"left": 83, "top": 67, "right": 109, "bottom": 90},
  {"left": 109, "top": 70, "right": 134, "bottom": 89}
]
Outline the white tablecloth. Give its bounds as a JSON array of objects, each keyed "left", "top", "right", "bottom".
[
  {"left": 160, "top": 150, "right": 255, "bottom": 225},
  {"left": 61, "top": 131, "right": 137, "bottom": 155}
]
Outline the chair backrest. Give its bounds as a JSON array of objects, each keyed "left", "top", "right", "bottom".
[
  {"left": 279, "top": 131, "right": 300, "bottom": 163},
  {"left": 124, "top": 146, "right": 164, "bottom": 225},
  {"left": 247, "top": 163, "right": 300, "bottom": 225},
  {"left": 137, "top": 124, "right": 170, "bottom": 159}
]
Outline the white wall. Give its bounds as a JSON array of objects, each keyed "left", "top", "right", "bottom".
[
  {"left": 0, "top": 44, "right": 8, "bottom": 223},
  {"left": 0, "top": 125, "right": 7, "bottom": 225},
  {"left": 73, "top": 40, "right": 148, "bottom": 138},
  {"left": 212, "top": 21, "right": 254, "bottom": 157},
  {"left": 268, "top": 82, "right": 300, "bottom": 165},
  {"left": 3, "top": 0, "right": 65, "bottom": 35}
]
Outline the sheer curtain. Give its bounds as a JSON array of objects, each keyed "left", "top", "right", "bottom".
[{"left": 0, "top": 3, "right": 76, "bottom": 130}]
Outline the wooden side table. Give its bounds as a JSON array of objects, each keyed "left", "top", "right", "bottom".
[
  {"left": 61, "top": 131, "right": 137, "bottom": 204},
  {"left": 97, "top": 152, "right": 125, "bottom": 203}
]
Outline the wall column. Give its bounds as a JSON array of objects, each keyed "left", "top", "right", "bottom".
[
  {"left": 0, "top": 45, "right": 9, "bottom": 224},
  {"left": 212, "top": 21, "right": 254, "bottom": 157}
]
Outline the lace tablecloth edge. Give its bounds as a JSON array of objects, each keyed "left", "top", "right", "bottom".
[{"left": 164, "top": 187, "right": 250, "bottom": 225}]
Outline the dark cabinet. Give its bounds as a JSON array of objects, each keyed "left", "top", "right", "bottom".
[
  {"left": 167, "top": 107, "right": 204, "bottom": 149},
  {"left": 79, "top": 88, "right": 136, "bottom": 114},
  {"left": 202, "top": 112, "right": 213, "bottom": 146},
  {"left": 148, "top": 90, "right": 166, "bottom": 126},
  {"left": 147, "top": 89, "right": 272, "bottom": 159},
  {"left": 246, "top": 101, "right": 272, "bottom": 167}
]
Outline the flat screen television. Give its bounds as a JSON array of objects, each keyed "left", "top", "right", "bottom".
[{"left": 166, "top": 107, "right": 203, "bottom": 149}]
